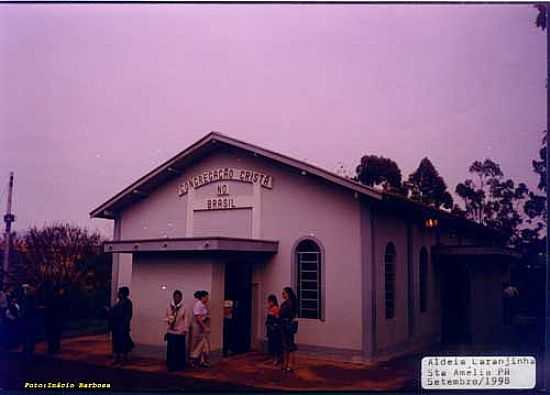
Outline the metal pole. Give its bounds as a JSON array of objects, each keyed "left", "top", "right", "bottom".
[{"left": 2, "top": 172, "right": 14, "bottom": 290}]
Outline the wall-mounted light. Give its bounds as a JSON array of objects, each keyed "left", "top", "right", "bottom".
[
  {"left": 161, "top": 285, "right": 167, "bottom": 291},
  {"left": 425, "top": 218, "right": 438, "bottom": 229}
]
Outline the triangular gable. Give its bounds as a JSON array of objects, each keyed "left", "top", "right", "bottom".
[{"left": 90, "top": 132, "right": 382, "bottom": 219}]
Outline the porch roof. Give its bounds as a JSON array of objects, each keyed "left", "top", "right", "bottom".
[
  {"left": 432, "top": 245, "right": 521, "bottom": 260},
  {"left": 103, "top": 236, "right": 279, "bottom": 254}
]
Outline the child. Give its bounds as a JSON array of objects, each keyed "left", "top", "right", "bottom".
[{"left": 265, "top": 294, "right": 282, "bottom": 366}]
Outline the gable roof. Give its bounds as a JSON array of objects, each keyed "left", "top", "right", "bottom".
[
  {"left": 90, "top": 131, "right": 383, "bottom": 219},
  {"left": 88, "top": 131, "right": 507, "bottom": 243}
]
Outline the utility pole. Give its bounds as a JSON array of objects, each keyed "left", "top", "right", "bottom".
[{"left": 2, "top": 172, "right": 15, "bottom": 290}]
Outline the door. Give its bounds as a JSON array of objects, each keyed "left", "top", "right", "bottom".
[
  {"left": 224, "top": 261, "right": 252, "bottom": 354},
  {"left": 441, "top": 262, "right": 471, "bottom": 345}
]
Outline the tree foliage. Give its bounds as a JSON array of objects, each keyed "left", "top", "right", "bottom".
[
  {"left": 355, "top": 155, "right": 403, "bottom": 191},
  {"left": 455, "top": 159, "right": 529, "bottom": 246},
  {"left": 523, "top": 130, "right": 547, "bottom": 242},
  {"left": 407, "top": 157, "right": 453, "bottom": 210},
  {"left": 535, "top": 4, "right": 547, "bottom": 30},
  {"left": 20, "top": 223, "right": 104, "bottom": 288}
]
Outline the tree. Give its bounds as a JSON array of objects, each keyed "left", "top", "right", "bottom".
[
  {"left": 523, "top": 130, "right": 547, "bottom": 241},
  {"left": 21, "top": 223, "right": 104, "bottom": 288},
  {"left": 355, "top": 155, "right": 403, "bottom": 191},
  {"left": 407, "top": 157, "right": 453, "bottom": 210},
  {"left": 455, "top": 159, "right": 529, "bottom": 246},
  {"left": 535, "top": 4, "right": 547, "bottom": 30}
]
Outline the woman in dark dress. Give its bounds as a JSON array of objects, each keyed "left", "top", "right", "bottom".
[
  {"left": 45, "top": 284, "right": 66, "bottom": 354},
  {"left": 279, "top": 287, "right": 298, "bottom": 373},
  {"left": 109, "top": 287, "right": 134, "bottom": 365},
  {"left": 20, "top": 285, "right": 39, "bottom": 360},
  {"left": 265, "top": 294, "right": 282, "bottom": 366}
]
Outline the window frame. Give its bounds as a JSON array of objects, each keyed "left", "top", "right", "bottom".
[
  {"left": 292, "top": 237, "right": 325, "bottom": 321},
  {"left": 384, "top": 242, "right": 396, "bottom": 320}
]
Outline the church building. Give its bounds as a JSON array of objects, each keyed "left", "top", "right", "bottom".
[{"left": 90, "top": 132, "right": 519, "bottom": 361}]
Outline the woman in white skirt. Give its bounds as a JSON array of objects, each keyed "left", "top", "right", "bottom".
[{"left": 189, "top": 290, "right": 211, "bottom": 368}]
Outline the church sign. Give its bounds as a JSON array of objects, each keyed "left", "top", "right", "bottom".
[{"left": 177, "top": 168, "right": 273, "bottom": 196}]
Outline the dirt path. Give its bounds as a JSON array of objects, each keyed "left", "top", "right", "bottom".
[{"left": 2, "top": 334, "right": 419, "bottom": 391}]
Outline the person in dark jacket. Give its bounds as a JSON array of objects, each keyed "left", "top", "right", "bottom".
[
  {"left": 20, "top": 285, "right": 39, "bottom": 360},
  {"left": 4, "top": 291, "right": 22, "bottom": 350},
  {"left": 265, "top": 294, "right": 282, "bottom": 366},
  {"left": 109, "top": 287, "right": 134, "bottom": 365},
  {"left": 45, "top": 284, "right": 66, "bottom": 354},
  {"left": 279, "top": 287, "right": 298, "bottom": 373}
]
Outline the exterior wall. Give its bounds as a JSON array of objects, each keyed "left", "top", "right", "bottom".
[
  {"left": 410, "top": 225, "right": 441, "bottom": 342},
  {"left": 120, "top": 177, "right": 189, "bottom": 239},
  {"left": 258, "top": 162, "right": 363, "bottom": 352},
  {"left": 372, "top": 209, "right": 409, "bottom": 353},
  {"left": 111, "top": 142, "right": 501, "bottom": 359},
  {"left": 130, "top": 254, "right": 225, "bottom": 351},
  {"left": 111, "top": 218, "right": 133, "bottom": 305},
  {"left": 469, "top": 261, "right": 508, "bottom": 344},
  {"left": 371, "top": 208, "right": 442, "bottom": 356},
  {"left": 117, "top": 147, "right": 363, "bottom": 352}
]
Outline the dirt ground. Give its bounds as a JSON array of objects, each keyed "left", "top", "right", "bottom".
[{"left": 1, "top": 334, "right": 420, "bottom": 391}]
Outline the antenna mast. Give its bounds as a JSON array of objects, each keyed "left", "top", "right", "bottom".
[{"left": 2, "top": 172, "right": 15, "bottom": 289}]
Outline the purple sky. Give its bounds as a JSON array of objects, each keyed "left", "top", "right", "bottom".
[{"left": 0, "top": 4, "right": 545, "bottom": 238}]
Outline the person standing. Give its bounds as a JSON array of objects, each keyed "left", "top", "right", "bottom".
[
  {"left": 20, "top": 285, "right": 39, "bottom": 360},
  {"left": 4, "top": 291, "right": 21, "bottom": 350},
  {"left": 164, "top": 290, "right": 189, "bottom": 371},
  {"left": 222, "top": 299, "right": 234, "bottom": 357},
  {"left": 503, "top": 282, "right": 520, "bottom": 326},
  {"left": 108, "top": 286, "right": 134, "bottom": 365},
  {"left": 279, "top": 287, "right": 298, "bottom": 373},
  {"left": 0, "top": 288, "right": 8, "bottom": 349},
  {"left": 45, "top": 284, "right": 66, "bottom": 354},
  {"left": 265, "top": 294, "right": 282, "bottom": 366},
  {"left": 189, "top": 290, "right": 211, "bottom": 368}
]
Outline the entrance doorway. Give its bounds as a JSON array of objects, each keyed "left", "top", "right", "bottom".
[
  {"left": 441, "top": 262, "right": 471, "bottom": 344},
  {"left": 224, "top": 261, "right": 252, "bottom": 355}
]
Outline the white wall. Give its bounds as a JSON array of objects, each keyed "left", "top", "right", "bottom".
[
  {"left": 118, "top": 147, "right": 364, "bottom": 352},
  {"left": 130, "top": 255, "right": 225, "bottom": 351}
]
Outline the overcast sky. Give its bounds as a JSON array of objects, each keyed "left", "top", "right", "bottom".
[{"left": 0, "top": 4, "right": 545, "bottom": 239}]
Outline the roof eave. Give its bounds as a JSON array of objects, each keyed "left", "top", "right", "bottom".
[{"left": 90, "top": 131, "right": 382, "bottom": 219}]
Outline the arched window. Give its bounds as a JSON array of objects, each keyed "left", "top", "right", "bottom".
[
  {"left": 296, "top": 239, "right": 322, "bottom": 319},
  {"left": 419, "top": 247, "right": 428, "bottom": 313},
  {"left": 384, "top": 243, "right": 396, "bottom": 319}
]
